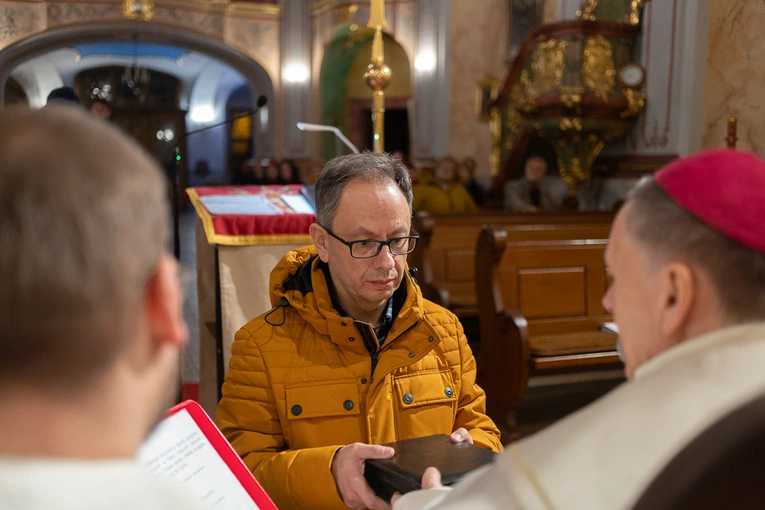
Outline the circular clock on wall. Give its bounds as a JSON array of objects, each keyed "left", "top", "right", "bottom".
[{"left": 618, "top": 63, "right": 646, "bottom": 88}]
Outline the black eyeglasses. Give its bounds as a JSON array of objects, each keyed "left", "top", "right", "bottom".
[{"left": 321, "top": 225, "right": 419, "bottom": 259}]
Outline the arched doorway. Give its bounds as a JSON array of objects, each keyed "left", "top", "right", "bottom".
[{"left": 0, "top": 20, "right": 275, "bottom": 159}]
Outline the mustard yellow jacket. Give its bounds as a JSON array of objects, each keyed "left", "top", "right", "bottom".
[
  {"left": 216, "top": 246, "right": 502, "bottom": 510},
  {"left": 412, "top": 181, "right": 479, "bottom": 214}
]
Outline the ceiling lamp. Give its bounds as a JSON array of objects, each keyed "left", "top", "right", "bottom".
[
  {"left": 123, "top": 0, "right": 154, "bottom": 21},
  {"left": 122, "top": 34, "right": 150, "bottom": 100}
]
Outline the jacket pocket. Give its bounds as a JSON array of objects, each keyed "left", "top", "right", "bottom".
[
  {"left": 393, "top": 370, "right": 458, "bottom": 440},
  {"left": 284, "top": 380, "right": 363, "bottom": 449}
]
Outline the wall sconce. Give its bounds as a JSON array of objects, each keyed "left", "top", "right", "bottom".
[
  {"left": 283, "top": 64, "right": 310, "bottom": 84},
  {"left": 414, "top": 51, "right": 436, "bottom": 73}
]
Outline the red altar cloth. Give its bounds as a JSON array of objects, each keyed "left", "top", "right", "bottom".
[{"left": 187, "top": 185, "right": 315, "bottom": 246}]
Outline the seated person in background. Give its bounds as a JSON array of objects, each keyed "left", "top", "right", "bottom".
[
  {"left": 457, "top": 157, "right": 485, "bottom": 206},
  {"left": 504, "top": 155, "right": 569, "bottom": 212},
  {"left": 89, "top": 97, "right": 113, "bottom": 121},
  {"left": 279, "top": 159, "right": 298, "bottom": 184},
  {"left": 394, "top": 149, "right": 765, "bottom": 509},
  {"left": 0, "top": 107, "right": 208, "bottom": 510},
  {"left": 262, "top": 159, "right": 282, "bottom": 185},
  {"left": 412, "top": 156, "right": 478, "bottom": 214},
  {"left": 216, "top": 152, "right": 502, "bottom": 510}
]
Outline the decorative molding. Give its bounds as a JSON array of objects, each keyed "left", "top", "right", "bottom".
[
  {"left": 0, "top": 5, "right": 41, "bottom": 43},
  {"left": 154, "top": 7, "right": 224, "bottom": 37},
  {"left": 227, "top": 2, "right": 280, "bottom": 18},
  {"left": 47, "top": 3, "right": 122, "bottom": 25}
]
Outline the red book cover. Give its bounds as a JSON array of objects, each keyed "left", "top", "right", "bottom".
[{"left": 138, "top": 400, "right": 277, "bottom": 509}]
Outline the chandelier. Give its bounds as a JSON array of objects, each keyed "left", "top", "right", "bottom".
[
  {"left": 122, "top": 0, "right": 154, "bottom": 21},
  {"left": 121, "top": 35, "right": 150, "bottom": 99}
]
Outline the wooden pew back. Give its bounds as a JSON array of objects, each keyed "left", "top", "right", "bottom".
[
  {"left": 475, "top": 224, "right": 621, "bottom": 435},
  {"left": 410, "top": 211, "right": 614, "bottom": 314}
]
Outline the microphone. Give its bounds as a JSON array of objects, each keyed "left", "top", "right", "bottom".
[{"left": 169, "top": 95, "right": 269, "bottom": 260}]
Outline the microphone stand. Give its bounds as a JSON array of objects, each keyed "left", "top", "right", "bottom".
[{"left": 172, "top": 107, "right": 265, "bottom": 260}]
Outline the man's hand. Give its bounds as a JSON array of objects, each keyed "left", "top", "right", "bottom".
[
  {"left": 331, "top": 442, "right": 395, "bottom": 510},
  {"left": 390, "top": 467, "right": 443, "bottom": 506},
  {"left": 450, "top": 427, "right": 474, "bottom": 445}
]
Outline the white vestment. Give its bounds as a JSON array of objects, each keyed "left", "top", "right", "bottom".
[
  {"left": 395, "top": 322, "right": 765, "bottom": 509},
  {"left": 0, "top": 458, "right": 212, "bottom": 510}
]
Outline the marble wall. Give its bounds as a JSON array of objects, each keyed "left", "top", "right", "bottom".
[
  {"left": 448, "top": 0, "right": 507, "bottom": 176},
  {"left": 702, "top": 0, "right": 765, "bottom": 155}
]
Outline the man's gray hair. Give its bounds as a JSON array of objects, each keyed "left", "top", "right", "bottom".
[
  {"left": 626, "top": 177, "right": 765, "bottom": 322},
  {"left": 314, "top": 152, "right": 413, "bottom": 228},
  {"left": 0, "top": 106, "right": 169, "bottom": 387}
]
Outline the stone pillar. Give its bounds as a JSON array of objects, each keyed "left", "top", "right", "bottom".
[
  {"left": 280, "top": 0, "right": 311, "bottom": 159},
  {"left": 413, "top": 0, "right": 451, "bottom": 160}
]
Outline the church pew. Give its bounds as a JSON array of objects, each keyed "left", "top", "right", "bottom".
[
  {"left": 409, "top": 211, "right": 615, "bottom": 318},
  {"left": 475, "top": 224, "right": 622, "bottom": 436}
]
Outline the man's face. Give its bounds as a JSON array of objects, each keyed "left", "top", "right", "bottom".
[
  {"left": 318, "top": 178, "right": 411, "bottom": 316},
  {"left": 524, "top": 158, "right": 547, "bottom": 182},
  {"left": 90, "top": 102, "right": 112, "bottom": 120},
  {"left": 434, "top": 160, "right": 456, "bottom": 184},
  {"left": 602, "top": 205, "right": 670, "bottom": 379}
]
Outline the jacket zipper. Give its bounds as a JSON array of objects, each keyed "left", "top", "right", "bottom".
[
  {"left": 359, "top": 318, "right": 423, "bottom": 380},
  {"left": 359, "top": 323, "right": 379, "bottom": 379}
]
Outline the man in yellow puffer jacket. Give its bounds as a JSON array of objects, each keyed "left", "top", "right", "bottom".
[{"left": 216, "top": 152, "right": 502, "bottom": 510}]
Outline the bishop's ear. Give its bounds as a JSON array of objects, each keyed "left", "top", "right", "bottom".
[
  {"left": 310, "top": 223, "right": 330, "bottom": 263},
  {"left": 659, "top": 261, "right": 694, "bottom": 339}
]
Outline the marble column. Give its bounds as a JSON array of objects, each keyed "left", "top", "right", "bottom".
[
  {"left": 413, "top": 0, "right": 451, "bottom": 160},
  {"left": 279, "top": 0, "right": 311, "bottom": 159}
]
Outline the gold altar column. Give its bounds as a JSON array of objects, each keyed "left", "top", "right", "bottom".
[{"left": 364, "top": 0, "right": 392, "bottom": 153}]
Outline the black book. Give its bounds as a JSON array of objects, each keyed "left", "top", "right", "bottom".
[{"left": 364, "top": 434, "right": 497, "bottom": 502}]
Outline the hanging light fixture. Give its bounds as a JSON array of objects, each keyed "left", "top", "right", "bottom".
[
  {"left": 121, "top": 34, "right": 150, "bottom": 100},
  {"left": 122, "top": 0, "right": 154, "bottom": 21}
]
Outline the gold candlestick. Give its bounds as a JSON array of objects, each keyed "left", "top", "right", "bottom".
[{"left": 364, "top": 0, "right": 391, "bottom": 153}]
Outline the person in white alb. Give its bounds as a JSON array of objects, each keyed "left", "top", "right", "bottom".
[
  {"left": 394, "top": 149, "right": 765, "bottom": 509},
  {"left": 0, "top": 107, "right": 211, "bottom": 510}
]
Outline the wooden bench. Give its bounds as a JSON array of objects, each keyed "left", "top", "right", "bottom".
[
  {"left": 475, "top": 224, "right": 622, "bottom": 436},
  {"left": 410, "top": 211, "right": 615, "bottom": 318}
]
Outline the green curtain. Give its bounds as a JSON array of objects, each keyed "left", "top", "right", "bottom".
[{"left": 319, "top": 25, "right": 375, "bottom": 161}]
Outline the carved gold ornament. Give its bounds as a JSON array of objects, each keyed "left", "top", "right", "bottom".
[
  {"left": 620, "top": 88, "right": 646, "bottom": 118},
  {"left": 629, "top": 0, "right": 647, "bottom": 24},
  {"left": 582, "top": 35, "right": 615, "bottom": 100},
  {"left": 576, "top": 0, "right": 598, "bottom": 21},
  {"left": 532, "top": 39, "right": 568, "bottom": 94},
  {"left": 560, "top": 86, "right": 585, "bottom": 109},
  {"left": 122, "top": 0, "right": 154, "bottom": 20}
]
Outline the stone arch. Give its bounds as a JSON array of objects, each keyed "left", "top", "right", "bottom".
[{"left": 0, "top": 20, "right": 275, "bottom": 157}]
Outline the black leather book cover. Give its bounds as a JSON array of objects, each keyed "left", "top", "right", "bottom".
[{"left": 364, "top": 434, "right": 497, "bottom": 502}]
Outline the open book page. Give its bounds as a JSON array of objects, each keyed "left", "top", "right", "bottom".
[
  {"left": 281, "top": 193, "right": 315, "bottom": 214},
  {"left": 137, "top": 409, "right": 261, "bottom": 509}
]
